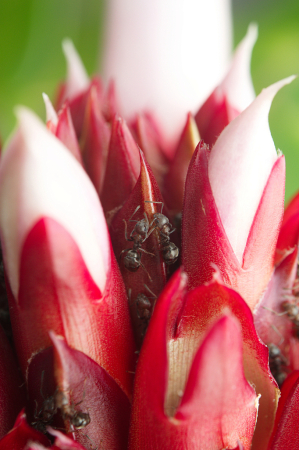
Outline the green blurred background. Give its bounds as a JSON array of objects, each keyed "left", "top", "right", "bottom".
[{"left": 0, "top": 0, "right": 298, "bottom": 202}]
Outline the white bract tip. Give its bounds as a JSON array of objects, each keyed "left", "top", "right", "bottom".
[
  {"left": 42, "top": 92, "right": 58, "bottom": 126},
  {"left": 0, "top": 108, "right": 109, "bottom": 297},
  {"left": 209, "top": 76, "right": 295, "bottom": 263},
  {"left": 62, "top": 39, "right": 89, "bottom": 100},
  {"left": 219, "top": 23, "right": 258, "bottom": 113},
  {"left": 101, "top": 0, "right": 232, "bottom": 140}
]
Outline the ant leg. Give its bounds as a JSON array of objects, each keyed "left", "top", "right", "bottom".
[
  {"left": 140, "top": 262, "right": 152, "bottom": 282},
  {"left": 168, "top": 227, "right": 176, "bottom": 235},
  {"left": 145, "top": 200, "right": 164, "bottom": 213},
  {"left": 123, "top": 219, "right": 129, "bottom": 241},
  {"left": 262, "top": 306, "right": 287, "bottom": 316},
  {"left": 129, "top": 223, "right": 138, "bottom": 240},
  {"left": 139, "top": 248, "right": 155, "bottom": 257},
  {"left": 123, "top": 220, "right": 133, "bottom": 242},
  {"left": 142, "top": 223, "right": 157, "bottom": 242},
  {"left": 144, "top": 284, "right": 157, "bottom": 299},
  {"left": 129, "top": 205, "right": 141, "bottom": 221},
  {"left": 144, "top": 212, "right": 150, "bottom": 239},
  {"left": 271, "top": 324, "right": 285, "bottom": 346}
]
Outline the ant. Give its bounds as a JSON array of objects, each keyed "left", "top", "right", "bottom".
[
  {"left": 281, "top": 301, "right": 299, "bottom": 336},
  {"left": 31, "top": 371, "right": 58, "bottom": 433},
  {"left": 120, "top": 206, "right": 155, "bottom": 280},
  {"left": 129, "top": 285, "right": 157, "bottom": 337},
  {"left": 136, "top": 285, "right": 157, "bottom": 320},
  {"left": 55, "top": 389, "right": 90, "bottom": 430},
  {"left": 145, "top": 201, "right": 179, "bottom": 265},
  {"left": 268, "top": 343, "right": 288, "bottom": 386}
]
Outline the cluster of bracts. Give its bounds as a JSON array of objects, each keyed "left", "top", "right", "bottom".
[{"left": 1, "top": 35, "right": 299, "bottom": 450}]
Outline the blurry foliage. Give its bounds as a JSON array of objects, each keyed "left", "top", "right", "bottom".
[
  {"left": 0, "top": 0, "right": 104, "bottom": 140},
  {"left": 0, "top": 0, "right": 298, "bottom": 200}
]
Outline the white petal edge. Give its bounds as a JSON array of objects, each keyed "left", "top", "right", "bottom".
[
  {"left": 101, "top": 0, "right": 232, "bottom": 141},
  {"left": 62, "top": 39, "right": 89, "bottom": 100},
  {"left": 219, "top": 23, "right": 258, "bottom": 113},
  {"left": 209, "top": 75, "right": 296, "bottom": 264},
  {"left": 0, "top": 108, "right": 110, "bottom": 298},
  {"left": 42, "top": 92, "right": 58, "bottom": 126}
]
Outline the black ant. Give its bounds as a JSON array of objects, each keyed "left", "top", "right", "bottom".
[
  {"left": 129, "top": 285, "right": 157, "bottom": 337},
  {"left": 268, "top": 343, "right": 288, "bottom": 386},
  {"left": 55, "top": 389, "right": 90, "bottom": 430},
  {"left": 145, "top": 201, "right": 179, "bottom": 265},
  {"left": 120, "top": 206, "right": 155, "bottom": 280},
  {"left": 136, "top": 285, "right": 157, "bottom": 320},
  {"left": 31, "top": 371, "right": 58, "bottom": 433}
]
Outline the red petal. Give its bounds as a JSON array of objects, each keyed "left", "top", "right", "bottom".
[
  {"left": 0, "top": 325, "right": 26, "bottom": 438},
  {"left": 130, "top": 112, "right": 169, "bottom": 187},
  {"left": 163, "top": 113, "right": 199, "bottom": 215},
  {"left": 101, "top": 117, "right": 140, "bottom": 216},
  {"left": 195, "top": 89, "right": 239, "bottom": 147},
  {"left": 128, "top": 270, "right": 184, "bottom": 449},
  {"left": 178, "top": 280, "right": 279, "bottom": 450},
  {"left": 109, "top": 151, "right": 178, "bottom": 345},
  {"left": 51, "top": 332, "right": 130, "bottom": 450},
  {"left": 80, "top": 85, "right": 111, "bottom": 196},
  {"left": 66, "top": 90, "right": 89, "bottom": 139},
  {"left": 182, "top": 141, "right": 285, "bottom": 310},
  {"left": 129, "top": 272, "right": 258, "bottom": 450},
  {"left": 254, "top": 247, "right": 298, "bottom": 373},
  {"left": 9, "top": 217, "right": 135, "bottom": 398},
  {"left": 55, "top": 104, "right": 82, "bottom": 164},
  {"left": 269, "top": 372, "right": 299, "bottom": 450},
  {"left": 175, "top": 316, "right": 257, "bottom": 450},
  {"left": 102, "top": 79, "right": 119, "bottom": 122},
  {"left": 0, "top": 410, "right": 49, "bottom": 450},
  {"left": 276, "top": 191, "right": 299, "bottom": 263}
]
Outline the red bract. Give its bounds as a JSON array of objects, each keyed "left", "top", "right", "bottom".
[
  {"left": 130, "top": 112, "right": 169, "bottom": 187},
  {"left": 0, "top": 109, "right": 135, "bottom": 398},
  {"left": 129, "top": 270, "right": 258, "bottom": 450},
  {"left": 182, "top": 77, "right": 294, "bottom": 311},
  {"left": 109, "top": 150, "right": 172, "bottom": 345},
  {"left": 0, "top": 410, "right": 49, "bottom": 450},
  {"left": 80, "top": 84, "right": 111, "bottom": 196},
  {"left": 254, "top": 247, "right": 299, "bottom": 378},
  {"left": 50, "top": 332, "right": 131, "bottom": 450},
  {"left": 182, "top": 139, "right": 285, "bottom": 310},
  {"left": 268, "top": 371, "right": 299, "bottom": 450},
  {"left": 43, "top": 94, "right": 82, "bottom": 165},
  {"left": 101, "top": 116, "right": 140, "bottom": 216},
  {"left": 276, "top": 191, "right": 299, "bottom": 264},
  {"left": 177, "top": 273, "right": 278, "bottom": 450},
  {"left": 163, "top": 113, "right": 200, "bottom": 215}
]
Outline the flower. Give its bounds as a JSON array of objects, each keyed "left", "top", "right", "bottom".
[{"left": 0, "top": 2, "right": 299, "bottom": 450}]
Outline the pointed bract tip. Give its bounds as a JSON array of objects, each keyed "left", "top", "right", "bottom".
[
  {"left": 261, "top": 75, "right": 296, "bottom": 99},
  {"left": 42, "top": 93, "right": 58, "bottom": 125},
  {"left": 14, "top": 106, "right": 53, "bottom": 140},
  {"left": 221, "top": 22, "right": 257, "bottom": 112},
  {"left": 62, "top": 38, "right": 89, "bottom": 100}
]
